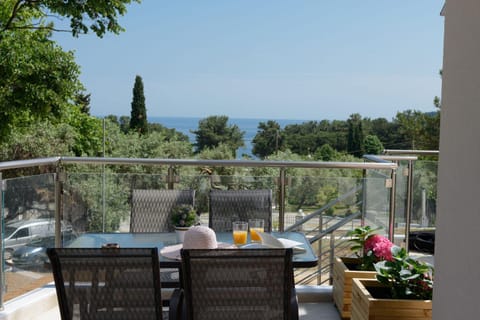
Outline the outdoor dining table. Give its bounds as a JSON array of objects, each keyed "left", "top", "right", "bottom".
[
  {"left": 67, "top": 231, "right": 317, "bottom": 290},
  {"left": 67, "top": 231, "right": 318, "bottom": 268}
]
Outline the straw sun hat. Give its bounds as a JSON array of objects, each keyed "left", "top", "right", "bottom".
[{"left": 160, "top": 225, "right": 234, "bottom": 260}]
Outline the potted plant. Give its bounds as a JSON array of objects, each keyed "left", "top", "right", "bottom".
[
  {"left": 333, "top": 226, "right": 394, "bottom": 319},
  {"left": 170, "top": 204, "right": 199, "bottom": 243},
  {"left": 350, "top": 246, "right": 433, "bottom": 320}
]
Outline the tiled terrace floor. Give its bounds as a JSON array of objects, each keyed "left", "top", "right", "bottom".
[
  {"left": 4, "top": 271, "right": 53, "bottom": 302},
  {"left": 1, "top": 284, "right": 341, "bottom": 320}
]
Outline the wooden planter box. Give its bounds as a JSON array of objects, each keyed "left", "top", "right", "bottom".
[
  {"left": 351, "top": 278, "right": 432, "bottom": 320},
  {"left": 332, "top": 257, "right": 376, "bottom": 319}
]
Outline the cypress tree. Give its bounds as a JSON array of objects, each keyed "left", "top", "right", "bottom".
[
  {"left": 347, "top": 114, "right": 364, "bottom": 157},
  {"left": 129, "top": 75, "right": 148, "bottom": 135}
]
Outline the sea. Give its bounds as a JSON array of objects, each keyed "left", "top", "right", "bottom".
[{"left": 149, "top": 116, "right": 308, "bottom": 159}]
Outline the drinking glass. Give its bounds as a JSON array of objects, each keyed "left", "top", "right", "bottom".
[
  {"left": 232, "top": 221, "right": 248, "bottom": 246},
  {"left": 248, "top": 219, "right": 264, "bottom": 242}
]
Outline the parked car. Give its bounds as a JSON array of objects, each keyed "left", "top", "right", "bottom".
[
  {"left": 11, "top": 233, "right": 77, "bottom": 269},
  {"left": 4, "top": 218, "right": 72, "bottom": 260}
]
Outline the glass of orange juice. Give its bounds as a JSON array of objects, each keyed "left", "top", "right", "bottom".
[
  {"left": 232, "top": 221, "right": 248, "bottom": 246},
  {"left": 248, "top": 219, "right": 264, "bottom": 242}
]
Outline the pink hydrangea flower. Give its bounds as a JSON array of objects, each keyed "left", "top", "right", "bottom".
[{"left": 364, "top": 234, "right": 394, "bottom": 262}]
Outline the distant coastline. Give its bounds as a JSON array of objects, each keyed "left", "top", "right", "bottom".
[{"left": 149, "top": 116, "right": 308, "bottom": 158}]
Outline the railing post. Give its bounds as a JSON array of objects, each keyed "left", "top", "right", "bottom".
[
  {"left": 329, "top": 228, "right": 335, "bottom": 285},
  {"left": 167, "top": 166, "right": 175, "bottom": 189},
  {"left": 55, "top": 166, "right": 66, "bottom": 248},
  {"left": 278, "top": 168, "right": 286, "bottom": 232},
  {"left": 361, "top": 168, "right": 367, "bottom": 226},
  {"left": 404, "top": 160, "right": 414, "bottom": 252},
  {"left": 317, "top": 213, "right": 324, "bottom": 284},
  {"left": 388, "top": 167, "right": 397, "bottom": 241},
  {"left": 316, "top": 212, "right": 325, "bottom": 285}
]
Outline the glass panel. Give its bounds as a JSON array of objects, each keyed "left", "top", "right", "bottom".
[
  {"left": 1, "top": 173, "right": 72, "bottom": 303},
  {"left": 286, "top": 176, "right": 363, "bottom": 229},
  {"left": 412, "top": 160, "right": 438, "bottom": 229},
  {"left": 63, "top": 171, "right": 280, "bottom": 234},
  {"left": 393, "top": 161, "right": 409, "bottom": 247},
  {"left": 0, "top": 160, "right": 401, "bottom": 298},
  {"left": 63, "top": 172, "right": 134, "bottom": 233},
  {"left": 364, "top": 169, "right": 392, "bottom": 235},
  {"left": 394, "top": 161, "right": 409, "bottom": 226}
]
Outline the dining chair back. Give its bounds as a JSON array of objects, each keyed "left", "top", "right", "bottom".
[
  {"left": 208, "top": 189, "right": 272, "bottom": 232},
  {"left": 47, "top": 247, "right": 163, "bottom": 320},
  {"left": 174, "top": 248, "right": 298, "bottom": 320},
  {"left": 131, "top": 189, "right": 195, "bottom": 232}
]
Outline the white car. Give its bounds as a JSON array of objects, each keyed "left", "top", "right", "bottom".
[{"left": 4, "top": 219, "right": 72, "bottom": 260}]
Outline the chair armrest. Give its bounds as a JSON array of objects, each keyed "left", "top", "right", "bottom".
[{"left": 169, "top": 288, "right": 184, "bottom": 320}]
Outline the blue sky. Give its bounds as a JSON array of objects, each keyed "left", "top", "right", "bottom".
[{"left": 54, "top": 1, "right": 445, "bottom": 121}]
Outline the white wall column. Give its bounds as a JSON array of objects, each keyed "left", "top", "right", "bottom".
[{"left": 434, "top": 0, "right": 480, "bottom": 318}]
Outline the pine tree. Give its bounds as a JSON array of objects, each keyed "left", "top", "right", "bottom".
[
  {"left": 192, "top": 115, "right": 245, "bottom": 156},
  {"left": 129, "top": 75, "right": 148, "bottom": 135}
]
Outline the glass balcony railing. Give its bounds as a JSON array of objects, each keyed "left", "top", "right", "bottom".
[{"left": 0, "top": 154, "right": 437, "bottom": 308}]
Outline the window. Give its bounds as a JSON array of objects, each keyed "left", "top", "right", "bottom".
[{"left": 16, "top": 228, "right": 29, "bottom": 238}]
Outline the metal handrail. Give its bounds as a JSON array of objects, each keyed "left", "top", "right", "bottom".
[
  {"left": 0, "top": 157, "right": 60, "bottom": 171},
  {"left": 383, "top": 149, "right": 439, "bottom": 156},
  {"left": 57, "top": 156, "right": 398, "bottom": 170},
  {"left": 365, "top": 153, "right": 424, "bottom": 163}
]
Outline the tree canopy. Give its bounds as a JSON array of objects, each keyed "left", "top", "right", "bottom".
[
  {"left": 0, "top": 0, "right": 142, "bottom": 142},
  {"left": 192, "top": 115, "right": 245, "bottom": 157},
  {"left": 363, "top": 135, "right": 384, "bottom": 155},
  {"left": 252, "top": 120, "right": 283, "bottom": 158},
  {"left": 0, "top": 0, "right": 141, "bottom": 38},
  {"left": 251, "top": 111, "right": 439, "bottom": 159},
  {"left": 0, "top": 19, "right": 83, "bottom": 141}
]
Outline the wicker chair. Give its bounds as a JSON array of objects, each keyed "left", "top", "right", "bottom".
[
  {"left": 208, "top": 189, "right": 272, "bottom": 232},
  {"left": 47, "top": 247, "right": 164, "bottom": 320},
  {"left": 131, "top": 189, "right": 195, "bottom": 289},
  {"left": 130, "top": 189, "right": 195, "bottom": 232},
  {"left": 169, "top": 248, "right": 298, "bottom": 320}
]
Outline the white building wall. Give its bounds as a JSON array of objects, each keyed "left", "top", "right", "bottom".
[{"left": 434, "top": 0, "right": 480, "bottom": 318}]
